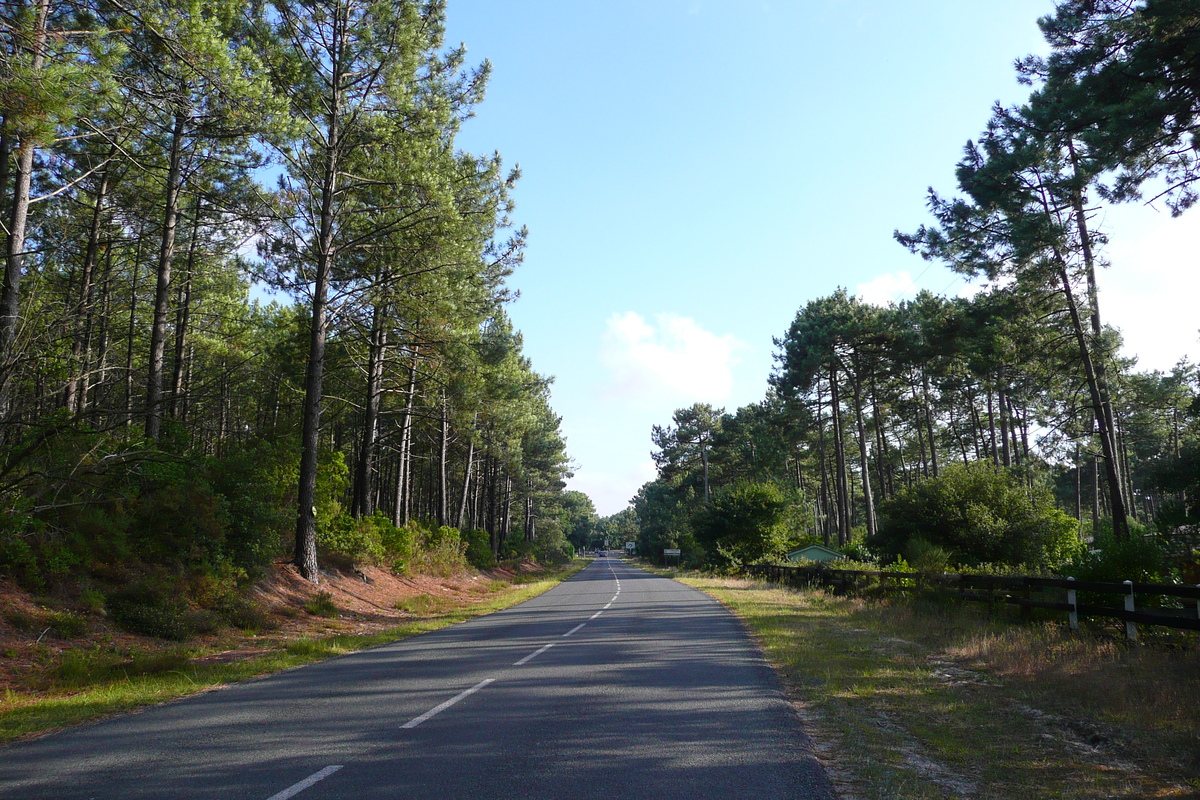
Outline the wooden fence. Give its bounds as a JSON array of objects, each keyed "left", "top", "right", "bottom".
[{"left": 743, "top": 563, "right": 1200, "bottom": 640}]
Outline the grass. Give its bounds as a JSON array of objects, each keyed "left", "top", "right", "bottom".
[
  {"left": 674, "top": 572, "right": 1200, "bottom": 800},
  {"left": 303, "top": 591, "right": 339, "bottom": 618},
  {"left": 0, "top": 559, "right": 587, "bottom": 746}
]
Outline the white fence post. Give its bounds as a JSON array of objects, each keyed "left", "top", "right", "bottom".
[
  {"left": 1066, "top": 577, "right": 1078, "bottom": 630},
  {"left": 1123, "top": 580, "right": 1137, "bottom": 641}
]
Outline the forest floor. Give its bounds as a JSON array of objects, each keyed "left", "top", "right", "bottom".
[
  {"left": 0, "top": 558, "right": 583, "bottom": 744},
  {"left": 671, "top": 572, "right": 1200, "bottom": 800}
]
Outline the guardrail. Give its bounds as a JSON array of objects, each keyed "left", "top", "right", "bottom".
[{"left": 743, "top": 563, "right": 1200, "bottom": 640}]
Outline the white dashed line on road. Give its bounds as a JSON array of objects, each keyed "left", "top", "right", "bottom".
[
  {"left": 265, "top": 765, "right": 343, "bottom": 800},
  {"left": 564, "top": 622, "right": 586, "bottom": 637},
  {"left": 401, "top": 679, "right": 496, "bottom": 729},
  {"left": 513, "top": 643, "right": 554, "bottom": 666}
]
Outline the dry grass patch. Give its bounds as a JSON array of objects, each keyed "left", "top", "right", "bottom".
[{"left": 680, "top": 575, "right": 1199, "bottom": 800}]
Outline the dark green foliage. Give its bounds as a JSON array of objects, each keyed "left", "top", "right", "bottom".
[
  {"left": 633, "top": 480, "right": 697, "bottom": 564},
  {"left": 695, "top": 482, "right": 792, "bottom": 566},
  {"left": 104, "top": 585, "right": 194, "bottom": 641},
  {"left": 530, "top": 519, "right": 574, "bottom": 565},
  {"left": 463, "top": 529, "right": 495, "bottom": 569},
  {"left": 130, "top": 477, "right": 228, "bottom": 568},
  {"left": 872, "top": 463, "right": 1079, "bottom": 569},
  {"left": 207, "top": 439, "right": 299, "bottom": 575},
  {"left": 558, "top": 491, "right": 597, "bottom": 551},
  {"left": 1062, "top": 522, "right": 1174, "bottom": 584},
  {"left": 902, "top": 537, "right": 953, "bottom": 574}
]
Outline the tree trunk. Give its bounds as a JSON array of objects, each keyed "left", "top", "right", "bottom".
[
  {"left": 849, "top": 355, "right": 877, "bottom": 539},
  {"left": 816, "top": 378, "right": 832, "bottom": 546},
  {"left": 1056, "top": 259, "right": 1129, "bottom": 539},
  {"left": 998, "top": 366, "right": 1012, "bottom": 467},
  {"left": 392, "top": 346, "right": 419, "bottom": 527},
  {"left": 0, "top": 0, "right": 50, "bottom": 409},
  {"left": 145, "top": 110, "right": 186, "bottom": 441},
  {"left": 457, "top": 421, "right": 475, "bottom": 529},
  {"left": 870, "top": 374, "right": 890, "bottom": 502},
  {"left": 987, "top": 386, "right": 998, "bottom": 465},
  {"left": 1074, "top": 441, "right": 1083, "bottom": 528},
  {"left": 124, "top": 230, "right": 146, "bottom": 426},
  {"left": 352, "top": 305, "right": 386, "bottom": 518},
  {"left": 910, "top": 386, "right": 928, "bottom": 478},
  {"left": 66, "top": 159, "right": 112, "bottom": 414},
  {"left": 922, "top": 374, "right": 939, "bottom": 478},
  {"left": 437, "top": 388, "right": 449, "bottom": 526},
  {"left": 169, "top": 199, "right": 201, "bottom": 420},
  {"left": 294, "top": 86, "right": 344, "bottom": 582},
  {"left": 829, "top": 361, "right": 850, "bottom": 546},
  {"left": 1066, "top": 142, "right": 1127, "bottom": 540}
]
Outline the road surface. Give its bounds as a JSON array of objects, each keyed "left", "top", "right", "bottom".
[{"left": 0, "top": 557, "right": 834, "bottom": 799}]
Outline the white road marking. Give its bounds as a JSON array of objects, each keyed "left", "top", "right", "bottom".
[
  {"left": 401, "top": 679, "right": 495, "bottom": 729},
  {"left": 514, "top": 643, "right": 554, "bottom": 666},
  {"left": 590, "top": 610, "right": 603, "bottom": 620},
  {"left": 563, "top": 623, "right": 586, "bottom": 637},
  {"left": 265, "top": 765, "right": 343, "bottom": 800}
]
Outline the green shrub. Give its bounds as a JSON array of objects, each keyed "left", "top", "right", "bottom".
[
  {"left": 379, "top": 516, "right": 413, "bottom": 559},
  {"left": 105, "top": 586, "right": 193, "bottom": 641},
  {"left": 872, "top": 463, "right": 1080, "bottom": 570},
  {"left": 407, "top": 522, "right": 466, "bottom": 576},
  {"left": 304, "top": 591, "right": 339, "bottom": 618},
  {"left": 463, "top": 528, "right": 495, "bottom": 569},
  {"left": 903, "top": 537, "right": 953, "bottom": 574},
  {"left": 208, "top": 438, "right": 297, "bottom": 574},
  {"left": 212, "top": 596, "right": 275, "bottom": 632},
  {"left": 839, "top": 534, "right": 876, "bottom": 563},
  {"left": 130, "top": 478, "right": 229, "bottom": 570},
  {"left": 694, "top": 481, "right": 791, "bottom": 565},
  {"left": 317, "top": 510, "right": 382, "bottom": 562},
  {"left": 1061, "top": 523, "right": 1174, "bottom": 584}
]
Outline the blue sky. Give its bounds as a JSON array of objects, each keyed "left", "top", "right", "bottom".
[{"left": 442, "top": 1, "right": 1200, "bottom": 515}]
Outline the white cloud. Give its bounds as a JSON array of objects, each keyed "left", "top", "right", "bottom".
[
  {"left": 1101, "top": 205, "right": 1200, "bottom": 372},
  {"left": 598, "top": 311, "right": 746, "bottom": 408},
  {"left": 855, "top": 270, "right": 917, "bottom": 305},
  {"left": 566, "top": 460, "right": 658, "bottom": 516}
]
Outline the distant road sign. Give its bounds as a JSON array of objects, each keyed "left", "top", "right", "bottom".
[
  {"left": 625, "top": 542, "right": 635, "bottom": 551},
  {"left": 663, "top": 549, "right": 681, "bottom": 556}
]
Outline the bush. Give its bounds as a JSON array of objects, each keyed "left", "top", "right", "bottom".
[
  {"left": 903, "top": 537, "right": 953, "bottom": 574},
  {"left": 317, "top": 511, "right": 383, "bottom": 563},
  {"left": 839, "top": 534, "right": 876, "bottom": 563},
  {"left": 208, "top": 438, "right": 298, "bottom": 574},
  {"left": 694, "top": 481, "right": 791, "bottom": 565},
  {"left": 463, "top": 529, "right": 495, "bottom": 569},
  {"left": 304, "top": 591, "right": 339, "bottom": 618},
  {"left": 1060, "top": 522, "right": 1175, "bottom": 583},
  {"left": 407, "top": 522, "right": 466, "bottom": 576},
  {"left": 105, "top": 585, "right": 193, "bottom": 641},
  {"left": 872, "top": 463, "right": 1079, "bottom": 570}
]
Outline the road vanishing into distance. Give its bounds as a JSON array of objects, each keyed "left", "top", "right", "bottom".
[{"left": 0, "top": 557, "right": 835, "bottom": 799}]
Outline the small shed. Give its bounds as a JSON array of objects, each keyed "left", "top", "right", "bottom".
[{"left": 786, "top": 544, "right": 843, "bottom": 563}]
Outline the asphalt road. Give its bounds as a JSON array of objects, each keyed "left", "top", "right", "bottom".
[{"left": 0, "top": 557, "right": 835, "bottom": 800}]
